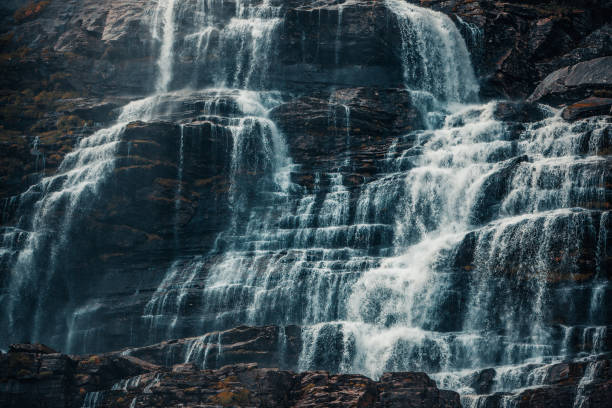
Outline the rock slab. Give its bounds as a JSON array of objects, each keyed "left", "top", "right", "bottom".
[{"left": 0, "top": 342, "right": 462, "bottom": 408}]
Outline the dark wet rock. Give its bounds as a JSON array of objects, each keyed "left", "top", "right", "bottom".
[
  {"left": 0, "top": 0, "right": 396, "bottom": 209},
  {"left": 0, "top": 117, "right": 237, "bottom": 353},
  {"left": 465, "top": 368, "right": 496, "bottom": 394},
  {"left": 463, "top": 357, "right": 612, "bottom": 408},
  {"left": 535, "top": 23, "right": 612, "bottom": 79},
  {"left": 291, "top": 371, "right": 379, "bottom": 406},
  {"left": 378, "top": 372, "right": 462, "bottom": 407},
  {"left": 118, "top": 325, "right": 303, "bottom": 371},
  {"left": 71, "top": 353, "right": 158, "bottom": 401},
  {"left": 562, "top": 96, "right": 612, "bottom": 121},
  {"left": 0, "top": 0, "right": 157, "bottom": 96},
  {"left": 57, "top": 98, "right": 124, "bottom": 123},
  {"left": 8, "top": 343, "right": 57, "bottom": 354},
  {"left": 508, "top": 361, "right": 611, "bottom": 408},
  {"left": 424, "top": 0, "right": 612, "bottom": 99},
  {"left": 0, "top": 350, "right": 76, "bottom": 408},
  {"left": 493, "top": 101, "right": 547, "bottom": 123},
  {"left": 0, "top": 123, "right": 76, "bottom": 201},
  {"left": 528, "top": 56, "right": 612, "bottom": 106},
  {"left": 469, "top": 155, "right": 529, "bottom": 225},
  {"left": 2, "top": 332, "right": 612, "bottom": 407},
  {"left": 0, "top": 339, "right": 462, "bottom": 408},
  {"left": 0, "top": 344, "right": 156, "bottom": 408},
  {"left": 276, "top": 0, "right": 404, "bottom": 92},
  {"left": 271, "top": 87, "right": 423, "bottom": 177}
]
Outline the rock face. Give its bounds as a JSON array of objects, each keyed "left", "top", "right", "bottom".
[
  {"left": 529, "top": 56, "right": 612, "bottom": 105},
  {"left": 562, "top": 96, "right": 612, "bottom": 121},
  {"left": 275, "top": 0, "right": 404, "bottom": 92},
  {"left": 423, "top": 0, "right": 612, "bottom": 99},
  {"left": 0, "top": 0, "right": 609, "bottom": 187},
  {"left": 118, "top": 325, "right": 303, "bottom": 371},
  {"left": 271, "top": 87, "right": 425, "bottom": 176},
  {"left": 0, "top": 115, "right": 236, "bottom": 353},
  {"left": 3, "top": 338, "right": 611, "bottom": 408},
  {"left": 463, "top": 357, "right": 612, "bottom": 408},
  {"left": 0, "top": 341, "right": 463, "bottom": 408}
]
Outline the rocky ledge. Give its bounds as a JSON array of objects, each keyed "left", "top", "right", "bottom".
[
  {"left": 1, "top": 340, "right": 461, "bottom": 408},
  {"left": 2, "top": 332, "right": 612, "bottom": 407}
]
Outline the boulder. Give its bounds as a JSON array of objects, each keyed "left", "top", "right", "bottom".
[
  {"left": 0, "top": 349, "right": 76, "bottom": 408},
  {"left": 562, "top": 96, "right": 612, "bottom": 121},
  {"left": 465, "top": 368, "right": 496, "bottom": 395},
  {"left": 378, "top": 372, "right": 462, "bottom": 408},
  {"left": 528, "top": 56, "right": 612, "bottom": 106},
  {"left": 493, "top": 101, "right": 547, "bottom": 123},
  {"left": 8, "top": 343, "right": 57, "bottom": 354}
]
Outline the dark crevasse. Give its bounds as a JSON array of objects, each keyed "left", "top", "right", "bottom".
[{"left": 0, "top": 0, "right": 610, "bottom": 406}]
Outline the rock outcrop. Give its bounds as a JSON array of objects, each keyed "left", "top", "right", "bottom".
[
  {"left": 118, "top": 325, "right": 303, "bottom": 371},
  {"left": 0, "top": 341, "right": 463, "bottom": 408},
  {"left": 463, "top": 356, "right": 612, "bottom": 408},
  {"left": 3, "top": 338, "right": 612, "bottom": 408},
  {"left": 0, "top": 114, "right": 236, "bottom": 353},
  {"left": 528, "top": 56, "right": 612, "bottom": 105},
  {"left": 424, "top": 0, "right": 612, "bottom": 99},
  {"left": 271, "top": 87, "right": 425, "bottom": 177},
  {"left": 562, "top": 96, "right": 612, "bottom": 121}
]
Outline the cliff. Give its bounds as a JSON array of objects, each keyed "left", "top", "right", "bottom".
[{"left": 0, "top": 0, "right": 610, "bottom": 407}]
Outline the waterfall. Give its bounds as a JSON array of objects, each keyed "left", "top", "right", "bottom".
[
  {"left": 1, "top": 0, "right": 608, "bottom": 404},
  {"left": 141, "top": 6, "right": 609, "bottom": 397},
  {"left": 0, "top": 0, "right": 289, "bottom": 351},
  {"left": 0, "top": 97, "right": 164, "bottom": 349},
  {"left": 292, "top": 4, "right": 610, "bottom": 399},
  {"left": 153, "top": 0, "right": 178, "bottom": 93},
  {"left": 385, "top": 0, "right": 479, "bottom": 103},
  {"left": 335, "top": 4, "right": 344, "bottom": 65},
  {"left": 140, "top": 0, "right": 293, "bottom": 342},
  {"left": 174, "top": 125, "right": 185, "bottom": 247}
]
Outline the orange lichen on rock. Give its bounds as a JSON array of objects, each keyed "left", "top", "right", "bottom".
[{"left": 14, "top": 1, "right": 51, "bottom": 23}]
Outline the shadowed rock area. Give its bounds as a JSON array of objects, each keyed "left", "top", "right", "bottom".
[
  {"left": 1, "top": 339, "right": 463, "bottom": 408},
  {"left": 2, "top": 334, "right": 612, "bottom": 407}
]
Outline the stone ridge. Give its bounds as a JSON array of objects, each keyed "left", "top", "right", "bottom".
[
  {"left": 117, "top": 325, "right": 304, "bottom": 371},
  {"left": 528, "top": 56, "right": 612, "bottom": 104},
  {"left": 2, "top": 338, "right": 611, "bottom": 407},
  {"left": 0, "top": 342, "right": 462, "bottom": 408}
]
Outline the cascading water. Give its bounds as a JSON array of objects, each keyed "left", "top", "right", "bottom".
[
  {"left": 1, "top": 0, "right": 609, "bottom": 404},
  {"left": 293, "top": 4, "right": 608, "bottom": 404},
  {"left": 139, "top": 0, "right": 294, "bottom": 343},
  {"left": 386, "top": 0, "right": 479, "bottom": 103},
  {"left": 0, "top": 3, "right": 193, "bottom": 350},
  {"left": 0, "top": 97, "right": 163, "bottom": 350},
  {"left": 0, "top": 0, "right": 289, "bottom": 352},
  {"left": 141, "top": 0, "right": 609, "bottom": 402}
]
